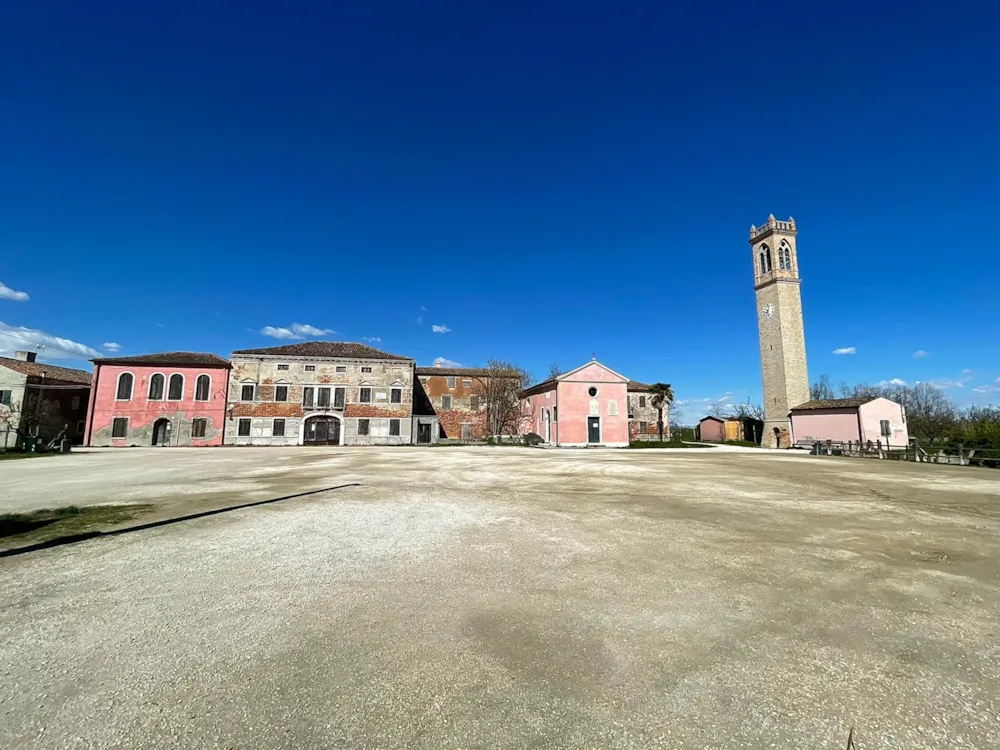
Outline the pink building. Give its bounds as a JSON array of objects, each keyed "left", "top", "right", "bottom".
[
  {"left": 85, "top": 352, "right": 232, "bottom": 447},
  {"left": 696, "top": 416, "right": 726, "bottom": 442},
  {"left": 789, "top": 397, "right": 909, "bottom": 447},
  {"left": 520, "top": 360, "right": 631, "bottom": 447}
]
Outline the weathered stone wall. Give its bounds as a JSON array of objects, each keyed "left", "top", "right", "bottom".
[
  {"left": 417, "top": 373, "right": 488, "bottom": 439},
  {"left": 627, "top": 393, "right": 669, "bottom": 439},
  {"left": 225, "top": 355, "right": 414, "bottom": 445}
]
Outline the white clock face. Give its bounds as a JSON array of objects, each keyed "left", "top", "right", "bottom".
[{"left": 762, "top": 303, "right": 775, "bottom": 318}]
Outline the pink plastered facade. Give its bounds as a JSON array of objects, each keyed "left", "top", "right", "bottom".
[
  {"left": 86, "top": 362, "right": 231, "bottom": 447},
  {"left": 521, "top": 361, "right": 630, "bottom": 447},
  {"left": 790, "top": 397, "right": 908, "bottom": 447}
]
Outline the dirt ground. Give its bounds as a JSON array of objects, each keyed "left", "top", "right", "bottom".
[{"left": 1, "top": 446, "right": 999, "bottom": 749}]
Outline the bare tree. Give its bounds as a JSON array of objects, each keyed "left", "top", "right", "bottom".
[
  {"left": 548, "top": 363, "right": 562, "bottom": 380},
  {"left": 648, "top": 383, "right": 674, "bottom": 442},
  {"left": 810, "top": 374, "right": 836, "bottom": 400},
  {"left": 0, "top": 393, "right": 61, "bottom": 447},
  {"left": 707, "top": 402, "right": 729, "bottom": 418},
  {"left": 732, "top": 401, "right": 765, "bottom": 444},
  {"left": 473, "top": 359, "right": 531, "bottom": 441}
]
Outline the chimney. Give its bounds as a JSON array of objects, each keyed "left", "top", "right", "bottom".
[{"left": 14, "top": 351, "right": 37, "bottom": 363}]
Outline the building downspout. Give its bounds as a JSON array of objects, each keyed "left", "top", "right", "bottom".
[
  {"left": 85, "top": 364, "right": 100, "bottom": 446},
  {"left": 856, "top": 407, "right": 865, "bottom": 445},
  {"left": 221, "top": 365, "right": 232, "bottom": 445}
]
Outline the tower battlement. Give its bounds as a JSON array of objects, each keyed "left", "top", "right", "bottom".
[{"left": 749, "top": 215, "right": 797, "bottom": 241}]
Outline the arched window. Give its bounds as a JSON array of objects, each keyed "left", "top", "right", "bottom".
[
  {"left": 759, "top": 245, "right": 772, "bottom": 275},
  {"left": 148, "top": 373, "right": 165, "bottom": 400},
  {"left": 779, "top": 240, "right": 792, "bottom": 271},
  {"left": 194, "top": 374, "right": 211, "bottom": 401},
  {"left": 167, "top": 373, "right": 184, "bottom": 401},
  {"left": 116, "top": 372, "right": 134, "bottom": 401}
]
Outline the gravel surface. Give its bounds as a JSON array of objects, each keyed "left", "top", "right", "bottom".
[{"left": 2, "top": 447, "right": 999, "bottom": 749}]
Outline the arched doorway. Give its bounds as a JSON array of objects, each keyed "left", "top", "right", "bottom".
[
  {"left": 773, "top": 426, "right": 781, "bottom": 448},
  {"left": 304, "top": 415, "right": 341, "bottom": 445},
  {"left": 152, "top": 418, "right": 172, "bottom": 446}
]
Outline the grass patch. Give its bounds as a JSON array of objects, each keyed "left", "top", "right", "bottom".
[
  {"left": 628, "top": 440, "right": 714, "bottom": 449},
  {"left": 0, "top": 504, "right": 153, "bottom": 548},
  {"left": 0, "top": 451, "right": 47, "bottom": 461},
  {"left": 725, "top": 440, "right": 761, "bottom": 448}
]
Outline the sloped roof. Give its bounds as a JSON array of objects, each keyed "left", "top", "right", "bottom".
[
  {"left": 791, "top": 397, "right": 872, "bottom": 411},
  {"left": 92, "top": 352, "right": 231, "bottom": 368},
  {"left": 627, "top": 380, "right": 652, "bottom": 392},
  {"left": 520, "top": 377, "right": 558, "bottom": 398},
  {"left": 231, "top": 341, "right": 411, "bottom": 361},
  {"left": 415, "top": 366, "right": 490, "bottom": 377},
  {"left": 0, "top": 357, "right": 92, "bottom": 384},
  {"left": 698, "top": 415, "right": 725, "bottom": 423}
]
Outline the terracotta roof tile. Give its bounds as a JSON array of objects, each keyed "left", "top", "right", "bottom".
[
  {"left": 0, "top": 357, "right": 92, "bottom": 384},
  {"left": 92, "top": 352, "right": 231, "bottom": 368},
  {"left": 231, "top": 342, "right": 411, "bottom": 361},
  {"left": 790, "top": 397, "right": 872, "bottom": 410}
]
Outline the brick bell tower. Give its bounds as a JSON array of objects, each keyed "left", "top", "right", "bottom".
[{"left": 750, "top": 215, "right": 810, "bottom": 448}]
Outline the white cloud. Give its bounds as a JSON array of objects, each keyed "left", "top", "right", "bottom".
[
  {"left": 416, "top": 315, "right": 423, "bottom": 326},
  {"left": 102, "top": 342, "right": 122, "bottom": 352},
  {"left": 0, "top": 321, "right": 101, "bottom": 360},
  {"left": 431, "top": 324, "right": 451, "bottom": 334},
  {"left": 420, "top": 306, "right": 428, "bottom": 311},
  {"left": 432, "top": 356, "right": 462, "bottom": 368},
  {"left": 962, "top": 369, "right": 974, "bottom": 375},
  {"left": 913, "top": 350, "right": 927, "bottom": 358},
  {"left": 362, "top": 336, "right": 382, "bottom": 343},
  {"left": 833, "top": 347, "right": 856, "bottom": 355},
  {"left": 876, "top": 378, "right": 908, "bottom": 387},
  {"left": 973, "top": 385, "right": 1000, "bottom": 394},
  {"left": 921, "top": 378, "right": 965, "bottom": 390},
  {"left": 996, "top": 376, "right": 1000, "bottom": 384},
  {"left": 0, "top": 282, "right": 29, "bottom": 302},
  {"left": 260, "top": 323, "right": 334, "bottom": 340}
]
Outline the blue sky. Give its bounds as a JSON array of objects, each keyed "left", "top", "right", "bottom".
[{"left": 1, "top": 0, "right": 998, "bottom": 419}]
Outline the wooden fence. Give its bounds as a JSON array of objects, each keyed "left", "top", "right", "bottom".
[{"left": 797, "top": 439, "right": 1000, "bottom": 467}]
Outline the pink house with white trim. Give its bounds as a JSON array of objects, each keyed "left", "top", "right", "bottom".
[
  {"left": 85, "top": 352, "right": 232, "bottom": 447},
  {"left": 520, "top": 360, "right": 631, "bottom": 447}
]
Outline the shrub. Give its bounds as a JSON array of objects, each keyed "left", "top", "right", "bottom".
[{"left": 523, "top": 432, "right": 544, "bottom": 446}]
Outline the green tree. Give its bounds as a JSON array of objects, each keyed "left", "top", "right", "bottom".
[{"left": 648, "top": 383, "right": 675, "bottom": 443}]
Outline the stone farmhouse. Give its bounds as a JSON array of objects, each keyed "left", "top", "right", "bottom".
[
  {"left": 414, "top": 366, "right": 490, "bottom": 442},
  {"left": 1, "top": 351, "right": 92, "bottom": 448}
]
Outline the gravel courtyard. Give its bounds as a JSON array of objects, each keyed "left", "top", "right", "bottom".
[{"left": 2, "top": 447, "right": 999, "bottom": 749}]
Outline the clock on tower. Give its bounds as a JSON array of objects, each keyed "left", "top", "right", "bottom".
[{"left": 750, "top": 215, "right": 810, "bottom": 448}]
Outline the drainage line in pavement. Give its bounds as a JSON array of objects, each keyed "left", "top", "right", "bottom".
[{"left": 0, "top": 483, "right": 362, "bottom": 559}]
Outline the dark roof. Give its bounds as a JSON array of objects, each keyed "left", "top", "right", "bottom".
[
  {"left": 92, "top": 352, "right": 232, "bottom": 368},
  {"left": 790, "top": 397, "right": 872, "bottom": 411},
  {"left": 520, "top": 377, "right": 558, "bottom": 399},
  {"left": 231, "top": 341, "right": 411, "bottom": 361},
  {"left": 0, "top": 357, "right": 92, "bottom": 384},
  {"left": 698, "top": 415, "right": 725, "bottom": 423},
  {"left": 627, "top": 380, "right": 652, "bottom": 392},
  {"left": 415, "top": 366, "right": 490, "bottom": 377}
]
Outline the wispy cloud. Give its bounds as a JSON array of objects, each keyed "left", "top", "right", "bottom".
[
  {"left": 431, "top": 324, "right": 451, "bottom": 334},
  {"left": 0, "top": 321, "right": 101, "bottom": 360},
  {"left": 432, "top": 356, "right": 462, "bottom": 368},
  {"left": 877, "top": 378, "right": 908, "bottom": 387},
  {"left": 362, "top": 336, "right": 382, "bottom": 343},
  {"left": 260, "top": 323, "right": 335, "bottom": 340},
  {"left": 833, "top": 347, "right": 856, "bottom": 355},
  {"left": 912, "top": 350, "right": 927, "bottom": 358},
  {"left": 921, "top": 378, "right": 966, "bottom": 390},
  {"left": 102, "top": 342, "right": 122, "bottom": 352},
  {"left": 420, "top": 306, "right": 428, "bottom": 311},
  {"left": 416, "top": 315, "right": 423, "bottom": 326},
  {"left": 962, "top": 369, "right": 974, "bottom": 375},
  {"left": 0, "top": 281, "right": 29, "bottom": 302},
  {"left": 973, "top": 385, "right": 1000, "bottom": 394}
]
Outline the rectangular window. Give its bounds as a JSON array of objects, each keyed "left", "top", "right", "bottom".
[
  {"left": 639, "top": 421, "right": 648, "bottom": 433},
  {"left": 469, "top": 394, "right": 480, "bottom": 410},
  {"left": 359, "top": 387, "right": 372, "bottom": 403},
  {"left": 238, "top": 418, "right": 251, "bottom": 437},
  {"left": 317, "top": 388, "right": 331, "bottom": 408},
  {"left": 553, "top": 406, "right": 558, "bottom": 422},
  {"left": 389, "top": 418, "right": 400, "bottom": 436},
  {"left": 446, "top": 376, "right": 457, "bottom": 388},
  {"left": 358, "top": 418, "right": 370, "bottom": 436},
  {"left": 305, "top": 365, "right": 316, "bottom": 372},
  {"left": 390, "top": 387, "right": 402, "bottom": 404},
  {"left": 71, "top": 395, "right": 81, "bottom": 410},
  {"left": 302, "top": 387, "right": 315, "bottom": 407},
  {"left": 0, "top": 390, "right": 11, "bottom": 406},
  {"left": 76, "top": 420, "right": 85, "bottom": 435},
  {"left": 273, "top": 418, "right": 286, "bottom": 437},
  {"left": 361, "top": 366, "right": 373, "bottom": 374},
  {"left": 461, "top": 423, "right": 473, "bottom": 440},
  {"left": 336, "top": 366, "right": 347, "bottom": 373},
  {"left": 441, "top": 395, "right": 452, "bottom": 410},
  {"left": 111, "top": 418, "right": 128, "bottom": 438},
  {"left": 191, "top": 418, "right": 207, "bottom": 438},
  {"left": 639, "top": 396, "right": 646, "bottom": 408},
  {"left": 334, "top": 387, "right": 346, "bottom": 409},
  {"left": 276, "top": 364, "right": 289, "bottom": 371},
  {"left": 240, "top": 384, "right": 255, "bottom": 402},
  {"left": 462, "top": 379, "right": 472, "bottom": 387},
  {"left": 880, "top": 419, "right": 891, "bottom": 437},
  {"left": 275, "top": 385, "right": 289, "bottom": 402}
]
